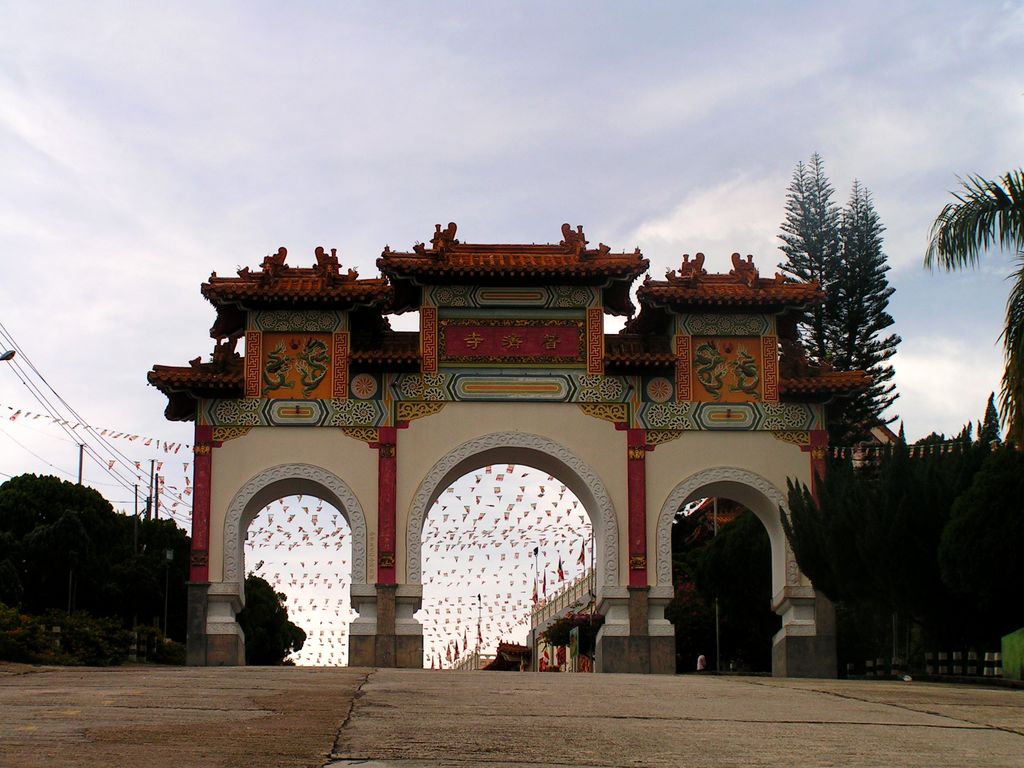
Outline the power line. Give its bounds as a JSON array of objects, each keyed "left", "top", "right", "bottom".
[{"left": 0, "top": 322, "right": 191, "bottom": 527}]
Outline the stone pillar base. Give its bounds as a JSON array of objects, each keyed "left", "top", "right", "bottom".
[
  {"left": 207, "top": 631, "right": 244, "bottom": 666},
  {"left": 186, "top": 582, "right": 209, "bottom": 666},
  {"left": 348, "top": 584, "right": 424, "bottom": 668},
  {"left": 349, "top": 635, "right": 376, "bottom": 667},
  {"left": 595, "top": 635, "right": 675, "bottom": 674},
  {"left": 593, "top": 587, "right": 673, "bottom": 674},
  {"left": 772, "top": 632, "right": 836, "bottom": 678},
  {"left": 771, "top": 589, "right": 837, "bottom": 678}
]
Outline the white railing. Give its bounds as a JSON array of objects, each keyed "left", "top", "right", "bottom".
[
  {"left": 530, "top": 568, "right": 594, "bottom": 630},
  {"left": 452, "top": 651, "right": 496, "bottom": 671}
]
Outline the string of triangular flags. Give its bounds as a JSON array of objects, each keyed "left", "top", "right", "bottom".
[
  {"left": 2, "top": 401, "right": 191, "bottom": 454},
  {"left": 242, "top": 465, "right": 593, "bottom": 668}
]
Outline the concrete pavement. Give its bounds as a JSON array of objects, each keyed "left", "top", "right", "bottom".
[{"left": 1, "top": 664, "right": 1021, "bottom": 767}]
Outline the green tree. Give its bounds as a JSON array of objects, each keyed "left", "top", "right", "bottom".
[
  {"left": 0, "top": 474, "right": 191, "bottom": 642},
  {"left": 980, "top": 392, "right": 1001, "bottom": 447},
  {"left": 667, "top": 505, "right": 776, "bottom": 673},
  {"left": 830, "top": 181, "right": 901, "bottom": 443},
  {"left": 939, "top": 447, "right": 1024, "bottom": 638},
  {"left": 236, "top": 575, "right": 306, "bottom": 665},
  {"left": 783, "top": 435, "right": 989, "bottom": 654},
  {"left": 692, "top": 511, "right": 777, "bottom": 671},
  {"left": 779, "top": 156, "right": 900, "bottom": 443},
  {"left": 0, "top": 475, "right": 129, "bottom": 616},
  {"left": 778, "top": 153, "right": 841, "bottom": 364},
  {"left": 925, "top": 170, "right": 1024, "bottom": 446}
]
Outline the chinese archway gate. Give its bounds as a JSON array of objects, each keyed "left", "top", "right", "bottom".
[{"left": 149, "top": 222, "right": 866, "bottom": 676}]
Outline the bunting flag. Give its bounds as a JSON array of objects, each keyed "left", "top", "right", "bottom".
[
  {"left": 1, "top": 401, "right": 191, "bottom": 453},
  {"left": 239, "top": 464, "right": 592, "bottom": 667}
]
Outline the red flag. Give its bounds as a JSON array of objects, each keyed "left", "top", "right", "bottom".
[
  {"left": 531, "top": 580, "right": 538, "bottom": 604},
  {"left": 557, "top": 555, "right": 565, "bottom": 582},
  {"left": 577, "top": 540, "right": 586, "bottom": 565},
  {"left": 542, "top": 570, "right": 547, "bottom": 597}
]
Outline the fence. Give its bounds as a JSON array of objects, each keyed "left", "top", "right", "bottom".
[
  {"left": 847, "top": 651, "right": 1003, "bottom": 679},
  {"left": 529, "top": 568, "right": 594, "bottom": 630}
]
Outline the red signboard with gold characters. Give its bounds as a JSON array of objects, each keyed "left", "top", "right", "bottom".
[{"left": 439, "top": 319, "right": 585, "bottom": 366}]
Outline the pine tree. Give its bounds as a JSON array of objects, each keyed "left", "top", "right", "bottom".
[
  {"left": 778, "top": 153, "right": 841, "bottom": 363},
  {"left": 979, "top": 392, "right": 1001, "bottom": 446},
  {"left": 778, "top": 156, "right": 901, "bottom": 444},
  {"left": 829, "top": 181, "right": 901, "bottom": 443}
]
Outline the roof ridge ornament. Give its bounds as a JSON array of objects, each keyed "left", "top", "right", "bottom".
[
  {"left": 430, "top": 222, "right": 459, "bottom": 256},
  {"left": 729, "top": 252, "right": 759, "bottom": 287},
  {"left": 313, "top": 246, "right": 359, "bottom": 283},
  {"left": 666, "top": 252, "right": 706, "bottom": 283},
  {"left": 560, "top": 223, "right": 587, "bottom": 256}
]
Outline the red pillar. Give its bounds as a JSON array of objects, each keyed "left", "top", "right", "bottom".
[
  {"left": 377, "top": 426, "right": 397, "bottom": 584},
  {"left": 626, "top": 428, "right": 648, "bottom": 587},
  {"left": 190, "top": 424, "right": 213, "bottom": 583}
]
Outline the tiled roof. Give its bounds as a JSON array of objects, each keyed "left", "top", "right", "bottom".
[
  {"left": 780, "top": 370, "right": 870, "bottom": 395},
  {"left": 202, "top": 247, "right": 392, "bottom": 308},
  {"left": 147, "top": 355, "right": 244, "bottom": 421},
  {"left": 378, "top": 222, "right": 648, "bottom": 282},
  {"left": 604, "top": 334, "right": 675, "bottom": 369},
  {"left": 635, "top": 252, "right": 824, "bottom": 310},
  {"left": 351, "top": 333, "right": 421, "bottom": 365},
  {"left": 147, "top": 363, "right": 243, "bottom": 392}
]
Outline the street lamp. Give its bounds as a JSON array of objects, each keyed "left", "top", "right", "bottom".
[{"left": 0, "top": 350, "right": 14, "bottom": 361}]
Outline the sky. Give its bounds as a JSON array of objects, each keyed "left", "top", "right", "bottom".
[
  {"left": 243, "top": 467, "right": 592, "bottom": 666},
  {"left": 0, "top": 6, "right": 1021, "bottom": 555}
]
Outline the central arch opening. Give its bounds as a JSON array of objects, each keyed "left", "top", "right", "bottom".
[
  {"left": 405, "top": 432, "right": 621, "bottom": 670},
  {"left": 418, "top": 464, "right": 593, "bottom": 669}
]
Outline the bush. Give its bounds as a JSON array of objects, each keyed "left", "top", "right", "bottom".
[
  {"left": 540, "top": 612, "right": 603, "bottom": 656},
  {"left": 42, "top": 610, "right": 132, "bottom": 666},
  {"left": 134, "top": 624, "right": 186, "bottom": 665},
  {"left": 0, "top": 602, "right": 52, "bottom": 663}
]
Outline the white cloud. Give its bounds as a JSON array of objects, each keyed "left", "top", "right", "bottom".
[
  {"left": 630, "top": 174, "right": 786, "bottom": 275},
  {"left": 890, "top": 335, "right": 1003, "bottom": 440}
]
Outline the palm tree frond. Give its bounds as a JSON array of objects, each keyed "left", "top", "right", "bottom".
[
  {"left": 1000, "top": 252, "right": 1024, "bottom": 446},
  {"left": 925, "top": 170, "right": 1024, "bottom": 271}
]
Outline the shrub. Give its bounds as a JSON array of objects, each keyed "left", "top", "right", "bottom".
[{"left": 0, "top": 602, "right": 51, "bottom": 663}]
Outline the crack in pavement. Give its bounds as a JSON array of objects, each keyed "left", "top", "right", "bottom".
[
  {"left": 738, "top": 679, "right": 1024, "bottom": 738},
  {"left": 325, "top": 668, "right": 374, "bottom": 765}
]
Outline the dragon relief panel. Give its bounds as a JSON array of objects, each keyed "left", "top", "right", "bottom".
[
  {"left": 691, "top": 336, "right": 763, "bottom": 403},
  {"left": 260, "top": 332, "right": 333, "bottom": 400}
]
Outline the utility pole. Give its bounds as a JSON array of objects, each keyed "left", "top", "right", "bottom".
[
  {"left": 133, "top": 484, "right": 139, "bottom": 555},
  {"left": 154, "top": 473, "right": 160, "bottom": 521},
  {"left": 77, "top": 443, "right": 84, "bottom": 485},
  {"left": 147, "top": 460, "right": 155, "bottom": 521},
  {"left": 713, "top": 497, "right": 721, "bottom": 674},
  {"left": 476, "top": 593, "right": 482, "bottom": 655},
  {"left": 163, "top": 549, "right": 174, "bottom": 636}
]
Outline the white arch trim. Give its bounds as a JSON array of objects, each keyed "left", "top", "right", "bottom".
[
  {"left": 406, "top": 432, "right": 620, "bottom": 587},
  {"left": 222, "top": 462, "right": 368, "bottom": 588},
  {"left": 654, "top": 466, "right": 798, "bottom": 595}
]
